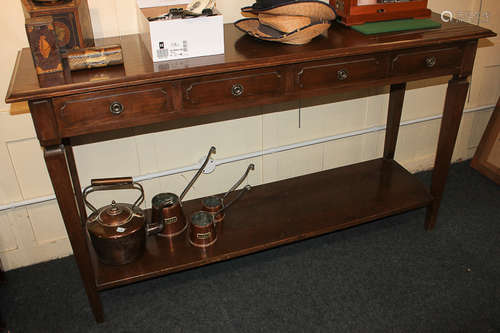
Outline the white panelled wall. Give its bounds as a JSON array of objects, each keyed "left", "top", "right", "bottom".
[{"left": 0, "top": 0, "right": 499, "bottom": 270}]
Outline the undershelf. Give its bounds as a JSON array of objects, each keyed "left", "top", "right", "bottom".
[{"left": 92, "top": 158, "right": 432, "bottom": 290}]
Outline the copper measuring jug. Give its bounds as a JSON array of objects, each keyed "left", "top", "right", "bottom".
[
  {"left": 189, "top": 183, "right": 251, "bottom": 247},
  {"left": 201, "top": 164, "right": 254, "bottom": 229},
  {"left": 188, "top": 211, "right": 217, "bottom": 248},
  {"left": 152, "top": 146, "right": 216, "bottom": 237}
]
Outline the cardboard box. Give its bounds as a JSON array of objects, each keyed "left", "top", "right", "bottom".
[{"left": 137, "top": 1, "right": 224, "bottom": 62}]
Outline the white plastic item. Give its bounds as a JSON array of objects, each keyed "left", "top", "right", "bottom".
[{"left": 186, "top": 0, "right": 215, "bottom": 14}]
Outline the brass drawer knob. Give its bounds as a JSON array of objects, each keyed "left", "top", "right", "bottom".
[
  {"left": 425, "top": 56, "right": 437, "bottom": 68},
  {"left": 337, "top": 69, "right": 349, "bottom": 81},
  {"left": 110, "top": 101, "right": 124, "bottom": 115},
  {"left": 231, "top": 83, "right": 244, "bottom": 97}
]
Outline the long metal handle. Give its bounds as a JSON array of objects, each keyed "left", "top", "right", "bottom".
[
  {"left": 83, "top": 177, "right": 144, "bottom": 213},
  {"left": 180, "top": 146, "right": 216, "bottom": 201},
  {"left": 223, "top": 164, "right": 255, "bottom": 199},
  {"left": 218, "top": 185, "right": 251, "bottom": 215}
]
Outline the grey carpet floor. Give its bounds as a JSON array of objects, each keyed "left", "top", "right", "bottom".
[{"left": 1, "top": 160, "right": 499, "bottom": 332}]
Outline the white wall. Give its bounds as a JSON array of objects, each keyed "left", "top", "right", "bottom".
[{"left": 0, "top": 0, "right": 499, "bottom": 270}]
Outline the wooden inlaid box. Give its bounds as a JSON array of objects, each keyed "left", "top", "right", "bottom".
[
  {"left": 21, "top": 0, "right": 94, "bottom": 50},
  {"left": 25, "top": 16, "right": 66, "bottom": 87},
  {"left": 330, "top": 0, "right": 431, "bottom": 26}
]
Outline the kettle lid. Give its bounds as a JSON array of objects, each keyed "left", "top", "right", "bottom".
[{"left": 98, "top": 201, "right": 134, "bottom": 227}]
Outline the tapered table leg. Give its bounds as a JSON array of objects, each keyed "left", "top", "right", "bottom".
[
  {"left": 378, "top": 83, "right": 407, "bottom": 191},
  {"left": 64, "top": 142, "right": 88, "bottom": 226},
  {"left": 425, "top": 76, "right": 470, "bottom": 230},
  {"left": 44, "top": 145, "right": 104, "bottom": 322},
  {"left": 384, "top": 83, "right": 407, "bottom": 160}
]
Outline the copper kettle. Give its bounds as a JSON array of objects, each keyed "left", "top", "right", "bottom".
[
  {"left": 84, "top": 177, "right": 163, "bottom": 265},
  {"left": 152, "top": 146, "right": 216, "bottom": 237}
]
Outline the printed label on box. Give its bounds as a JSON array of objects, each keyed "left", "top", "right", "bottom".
[{"left": 156, "top": 40, "right": 189, "bottom": 60}]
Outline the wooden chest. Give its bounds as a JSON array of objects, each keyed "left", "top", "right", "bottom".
[{"left": 330, "top": 0, "right": 431, "bottom": 26}]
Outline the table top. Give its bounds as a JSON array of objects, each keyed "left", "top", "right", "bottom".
[{"left": 5, "top": 13, "right": 495, "bottom": 103}]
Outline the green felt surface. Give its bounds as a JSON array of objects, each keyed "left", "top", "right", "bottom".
[{"left": 351, "top": 18, "right": 441, "bottom": 35}]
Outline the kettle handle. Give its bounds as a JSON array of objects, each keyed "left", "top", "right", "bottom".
[
  {"left": 83, "top": 177, "right": 145, "bottom": 213},
  {"left": 91, "top": 177, "right": 133, "bottom": 186}
]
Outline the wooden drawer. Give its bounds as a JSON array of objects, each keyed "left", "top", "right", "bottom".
[
  {"left": 296, "top": 55, "right": 387, "bottom": 91},
  {"left": 53, "top": 83, "right": 172, "bottom": 136},
  {"left": 391, "top": 46, "right": 463, "bottom": 76},
  {"left": 182, "top": 68, "right": 284, "bottom": 110}
]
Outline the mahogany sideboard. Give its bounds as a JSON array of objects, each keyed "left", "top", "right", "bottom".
[{"left": 5, "top": 14, "right": 495, "bottom": 322}]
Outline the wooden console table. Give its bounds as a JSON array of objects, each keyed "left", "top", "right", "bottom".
[{"left": 5, "top": 14, "right": 495, "bottom": 322}]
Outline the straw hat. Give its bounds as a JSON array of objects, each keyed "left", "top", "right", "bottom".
[
  {"left": 234, "top": 17, "right": 331, "bottom": 45},
  {"left": 236, "top": 0, "right": 335, "bottom": 45},
  {"left": 258, "top": 13, "right": 312, "bottom": 33},
  {"left": 241, "top": 0, "right": 336, "bottom": 21}
]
